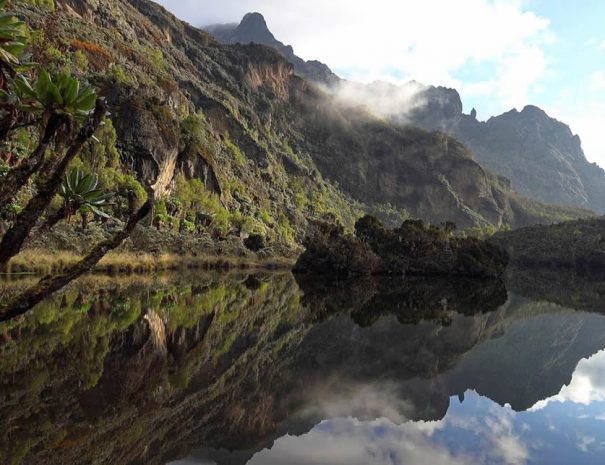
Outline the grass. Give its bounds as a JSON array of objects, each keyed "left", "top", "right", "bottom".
[{"left": 5, "top": 249, "right": 294, "bottom": 275}]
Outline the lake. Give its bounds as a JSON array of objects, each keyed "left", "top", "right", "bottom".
[{"left": 1, "top": 269, "right": 605, "bottom": 464}]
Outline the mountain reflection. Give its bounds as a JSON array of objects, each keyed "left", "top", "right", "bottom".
[{"left": 1, "top": 271, "right": 605, "bottom": 465}]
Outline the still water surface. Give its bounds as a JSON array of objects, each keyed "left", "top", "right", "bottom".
[{"left": 1, "top": 270, "right": 605, "bottom": 464}]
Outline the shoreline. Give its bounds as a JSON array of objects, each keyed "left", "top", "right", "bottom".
[{"left": 3, "top": 249, "right": 295, "bottom": 277}]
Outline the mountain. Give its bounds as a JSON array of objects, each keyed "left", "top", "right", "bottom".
[
  {"left": 207, "top": 14, "right": 605, "bottom": 215},
  {"left": 13, "top": 0, "right": 591, "bottom": 264},
  {"left": 405, "top": 84, "right": 605, "bottom": 213},
  {"left": 204, "top": 12, "right": 340, "bottom": 85}
]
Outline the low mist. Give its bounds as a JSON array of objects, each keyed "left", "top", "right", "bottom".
[{"left": 324, "top": 80, "right": 429, "bottom": 122}]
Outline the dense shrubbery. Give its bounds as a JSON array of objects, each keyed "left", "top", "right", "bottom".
[
  {"left": 491, "top": 218, "right": 605, "bottom": 270},
  {"left": 295, "top": 215, "right": 509, "bottom": 278},
  {"left": 294, "top": 219, "right": 380, "bottom": 275}
]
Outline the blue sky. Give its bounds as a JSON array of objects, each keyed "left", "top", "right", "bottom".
[{"left": 155, "top": 0, "right": 605, "bottom": 168}]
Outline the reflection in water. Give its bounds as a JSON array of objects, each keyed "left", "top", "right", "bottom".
[
  {"left": 533, "top": 349, "right": 605, "bottom": 408},
  {"left": 1, "top": 270, "right": 605, "bottom": 464},
  {"left": 244, "top": 389, "right": 605, "bottom": 465}
]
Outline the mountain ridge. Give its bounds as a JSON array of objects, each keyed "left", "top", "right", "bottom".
[
  {"left": 407, "top": 84, "right": 605, "bottom": 212},
  {"left": 209, "top": 12, "right": 605, "bottom": 214}
]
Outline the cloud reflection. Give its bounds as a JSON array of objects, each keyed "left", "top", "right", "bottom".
[
  {"left": 247, "top": 392, "right": 529, "bottom": 465},
  {"left": 532, "top": 349, "right": 605, "bottom": 409},
  {"left": 247, "top": 417, "right": 466, "bottom": 465}
]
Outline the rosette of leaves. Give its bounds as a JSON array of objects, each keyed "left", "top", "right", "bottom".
[
  {"left": 59, "top": 168, "right": 113, "bottom": 220},
  {"left": 0, "top": 0, "right": 29, "bottom": 80},
  {"left": 11, "top": 70, "right": 96, "bottom": 121}
]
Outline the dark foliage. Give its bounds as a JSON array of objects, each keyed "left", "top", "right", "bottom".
[
  {"left": 293, "top": 219, "right": 380, "bottom": 275},
  {"left": 295, "top": 215, "right": 508, "bottom": 278},
  {"left": 243, "top": 233, "right": 266, "bottom": 252}
]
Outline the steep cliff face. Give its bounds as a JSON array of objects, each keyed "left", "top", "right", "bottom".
[
  {"left": 205, "top": 12, "right": 340, "bottom": 85},
  {"left": 408, "top": 85, "right": 605, "bottom": 213}
]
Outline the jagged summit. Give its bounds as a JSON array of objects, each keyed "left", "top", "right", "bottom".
[
  {"left": 237, "top": 12, "right": 275, "bottom": 42},
  {"left": 406, "top": 85, "right": 605, "bottom": 212},
  {"left": 204, "top": 12, "right": 340, "bottom": 85}
]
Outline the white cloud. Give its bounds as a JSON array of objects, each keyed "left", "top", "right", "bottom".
[
  {"left": 326, "top": 80, "right": 429, "bottom": 122},
  {"left": 577, "top": 434, "right": 596, "bottom": 453},
  {"left": 448, "top": 402, "right": 529, "bottom": 465},
  {"left": 155, "top": 0, "right": 550, "bottom": 113},
  {"left": 299, "top": 380, "right": 418, "bottom": 424},
  {"left": 247, "top": 417, "right": 462, "bottom": 465}
]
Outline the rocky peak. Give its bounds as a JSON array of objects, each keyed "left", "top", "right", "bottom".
[
  {"left": 521, "top": 104, "right": 547, "bottom": 117},
  {"left": 204, "top": 12, "right": 340, "bottom": 85},
  {"left": 407, "top": 84, "right": 464, "bottom": 127},
  {"left": 236, "top": 12, "right": 276, "bottom": 43}
]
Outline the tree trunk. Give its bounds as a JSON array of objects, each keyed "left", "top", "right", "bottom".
[
  {"left": 0, "top": 113, "right": 65, "bottom": 206},
  {"left": 0, "top": 197, "right": 152, "bottom": 322},
  {"left": 0, "top": 102, "right": 105, "bottom": 271},
  {"left": 80, "top": 210, "right": 88, "bottom": 230}
]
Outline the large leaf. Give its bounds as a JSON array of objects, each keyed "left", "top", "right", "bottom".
[
  {"left": 13, "top": 74, "right": 35, "bottom": 98},
  {"left": 63, "top": 78, "right": 79, "bottom": 105},
  {"left": 0, "top": 8, "right": 28, "bottom": 68},
  {"left": 73, "top": 88, "right": 96, "bottom": 112},
  {"left": 35, "top": 69, "right": 53, "bottom": 104},
  {"left": 84, "top": 204, "right": 111, "bottom": 219}
]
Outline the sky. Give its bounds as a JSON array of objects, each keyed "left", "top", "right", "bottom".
[{"left": 154, "top": 0, "right": 605, "bottom": 168}]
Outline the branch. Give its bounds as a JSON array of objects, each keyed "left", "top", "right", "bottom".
[
  {"left": 0, "top": 101, "right": 106, "bottom": 270},
  {"left": 9, "top": 117, "right": 43, "bottom": 131},
  {"left": 0, "top": 196, "right": 152, "bottom": 322},
  {"left": 0, "top": 112, "right": 65, "bottom": 206}
]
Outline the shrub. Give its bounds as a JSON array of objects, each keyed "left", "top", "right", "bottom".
[
  {"left": 223, "top": 134, "right": 247, "bottom": 167},
  {"left": 70, "top": 39, "right": 112, "bottom": 70},
  {"left": 244, "top": 234, "right": 266, "bottom": 252},
  {"left": 24, "top": 0, "right": 55, "bottom": 9},
  {"left": 109, "top": 64, "right": 129, "bottom": 83},
  {"left": 143, "top": 45, "right": 164, "bottom": 70}
]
